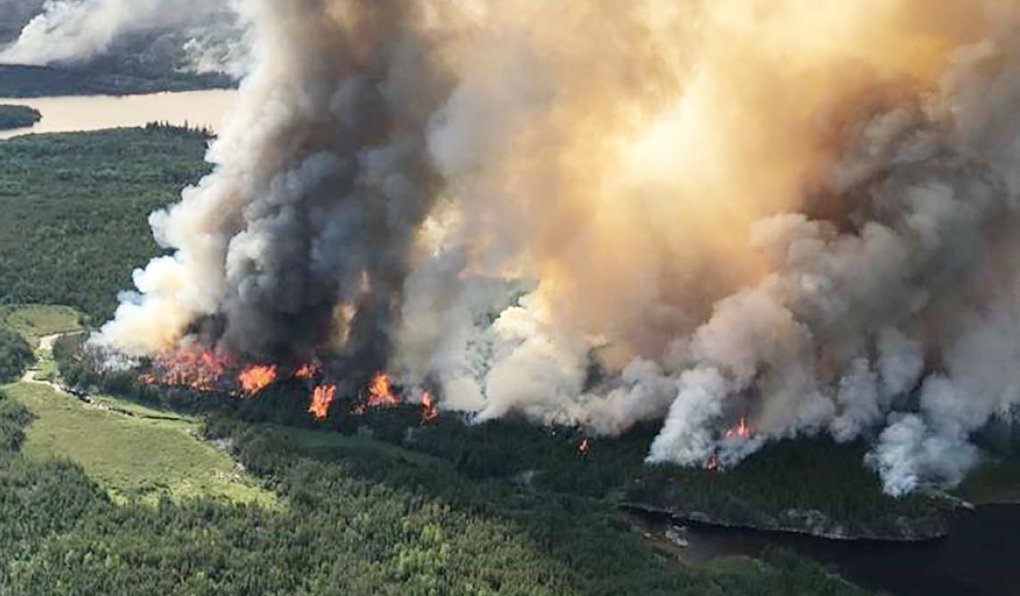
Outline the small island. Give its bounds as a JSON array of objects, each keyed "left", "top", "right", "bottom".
[{"left": 0, "top": 104, "right": 42, "bottom": 131}]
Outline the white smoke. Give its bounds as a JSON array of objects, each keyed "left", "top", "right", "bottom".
[{"left": 0, "top": 0, "right": 244, "bottom": 71}]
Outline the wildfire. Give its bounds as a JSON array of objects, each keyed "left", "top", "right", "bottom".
[
  {"left": 724, "top": 417, "right": 753, "bottom": 439},
  {"left": 353, "top": 372, "right": 400, "bottom": 414},
  {"left": 294, "top": 363, "right": 320, "bottom": 380},
  {"left": 237, "top": 364, "right": 278, "bottom": 396},
  {"left": 578, "top": 438, "right": 591, "bottom": 455},
  {"left": 145, "top": 347, "right": 231, "bottom": 392},
  {"left": 308, "top": 384, "right": 337, "bottom": 421},
  {"left": 420, "top": 392, "right": 439, "bottom": 424},
  {"left": 368, "top": 372, "right": 399, "bottom": 407},
  {"left": 142, "top": 342, "right": 330, "bottom": 399},
  {"left": 706, "top": 453, "right": 721, "bottom": 471}
]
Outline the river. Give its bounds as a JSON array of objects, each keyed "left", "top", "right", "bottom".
[
  {"left": 641, "top": 504, "right": 1020, "bottom": 595},
  {"left": 0, "top": 89, "right": 238, "bottom": 140}
]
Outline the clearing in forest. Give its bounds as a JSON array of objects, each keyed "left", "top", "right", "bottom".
[{"left": 3, "top": 381, "right": 277, "bottom": 507}]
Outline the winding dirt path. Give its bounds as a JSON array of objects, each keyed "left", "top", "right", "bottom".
[{"left": 20, "top": 333, "right": 65, "bottom": 390}]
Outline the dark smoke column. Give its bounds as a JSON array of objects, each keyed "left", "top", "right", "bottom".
[{"left": 96, "top": 0, "right": 454, "bottom": 368}]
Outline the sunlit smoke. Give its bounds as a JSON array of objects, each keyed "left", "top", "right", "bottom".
[{"left": 94, "top": 0, "right": 1020, "bottom": 495}]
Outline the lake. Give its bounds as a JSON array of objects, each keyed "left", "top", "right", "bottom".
[
  {"left": 640, "top": 504, "right": 1020, "bottom": 595},
  {"left": 0, "top": 89, "right": 238, "bottom": 140}
]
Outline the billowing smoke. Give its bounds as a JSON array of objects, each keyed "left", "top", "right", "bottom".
[
  {"left": 96, "top": 0, "right": 1020, "bottom": 496},
  {"left": 0, "top": 0, "right": 244, "bottom": 71},
  {"left": 96, "top": 0, "right": 457, "bottom": 371}
]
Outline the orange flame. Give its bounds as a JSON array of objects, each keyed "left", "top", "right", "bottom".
[
  {"left": 145, "top": 348, "right": 330, "bottom": 399},
  {"left": 352, "top": 373, "right": 402, "bottom": 415},
  {"left": 420, "top": 392, "right": 439, "bottom": 424},
  {"left": 145, "top": 348, "right": 231, "bottom": 392},
  {"left": 237, "top": 365, "right": 278, "bottom": 396},
  {"left": 578, "top": 438, "right": 591, "bottom": 455},
  {"left": 308, "top": 384, "right": 337, "bottom": 421},
  {"left": 368, "top": 372, "right": 399, "bottom": 407},
  {"left": 724, "top": 417, "right": 753, "bottom": 439},
  {"left": 294, "top": 363, "right": 319, "bottom": 380},
  {"left": 706, "top": 453, "right": 721, "bottom": 471}
]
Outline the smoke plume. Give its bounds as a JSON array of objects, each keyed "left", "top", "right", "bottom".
[
  {"left": 96, "top": 0, "right": 1020, "bottom": 495},
  {"left": 0, "top": 0, "right": 243, "bottom": 70}
]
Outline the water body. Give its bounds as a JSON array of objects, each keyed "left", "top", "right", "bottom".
[
  {"left": 0, "top": 89, "right": 238, "bottom": 140},
  {"left": 649, "top": 505, "right": 1020, "bottom": 596}
]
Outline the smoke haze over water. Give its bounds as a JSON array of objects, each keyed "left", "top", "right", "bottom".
[{"left": 94, "top": 0, "right": 1020, "bottom": 495}]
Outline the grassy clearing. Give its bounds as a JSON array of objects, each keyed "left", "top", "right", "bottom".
[
  {"left": 89, "top": 393, "right": 200, "bottom": 422},
  {"left": 3, "top": 381, "right": 276, "bottom": 507},
  {"left": 0, "top": 304, "right": 82, "bottom": 345}
]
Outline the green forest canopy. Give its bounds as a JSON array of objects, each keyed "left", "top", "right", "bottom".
[
  {"left": 0, "top": 127, "right": 211, "bottom": 323},
  {"left": 0, "top": 104, "right": 41, "bottom": 130}
]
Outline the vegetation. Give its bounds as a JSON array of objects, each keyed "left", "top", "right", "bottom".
[
  {"left": 0, "top": 128, "right": 212, "bottom": 322},
  {"left": 0, "top": 64, "right": 233, "bottom": 98},
  {"left": 957, "top": 457, "right": 1020, "bottom": 504},
  {"left": 52, "top": 335, "right": 955, "bottom": 542},
  {"left": 4, "top": 382, "right": 274, "bottom": 505},
  {"left": 0, "top": 327, "right": 33, "bottom": 383},
  {"left": 0, "top": 304, "right": 82, "bottom": 345},
  {"left": 0, "top": 386, "right": 862, "bottom": 594},
  {"left": 0, "top": 104, "right": 41, "bottom": 130},
  {"left": 626, "top": 439, "right": 950, "bottom": 540},
  {"left": 0, "top": 127, "right": 893, "bottom": 591}
]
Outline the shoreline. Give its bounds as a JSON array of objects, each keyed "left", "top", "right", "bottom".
[{"left": 622, "top": 502, "right": 951, "bottom": 543}]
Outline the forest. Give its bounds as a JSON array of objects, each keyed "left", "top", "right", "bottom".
[
  {"left": 0, "top": 128, "right": 212, "bottom": 322},
  {"left": 0, "top": 127, "right": 876, "bottom": 593},
  {"left": 0, "top": 105, "right": 41, "bottom": 131},
  {"left": 0, "top": 385, "right": 864, "bottom": 595},
  {"left": 0, "top": 63, "right": 232, "bottom": 99},
  {"left": 0, "top": 327, "right": 32, "bottom": 382}
]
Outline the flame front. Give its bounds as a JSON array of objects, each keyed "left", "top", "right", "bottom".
[
  {"left": 309, "top": 384, "right": 337, "bottom": 421},
  {"left": 144, "top": 347, "right": 231, "bottom": 392},
  {"left": 237, "top": 365, "right": 278, "bottom": 396},
  {"left": 143, "top": 345, "right": 325, "bottom": 399}
]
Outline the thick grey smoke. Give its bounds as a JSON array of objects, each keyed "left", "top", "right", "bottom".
[
  {"left": 0, "top": 0, "right": 243, "bottom": 70},
  {"left": 95, "top": 0, "right": 454, "bottom": 369},
  {"left": 97, "top": 0, "right": 1020, "bottom": 496}
]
